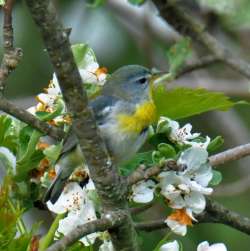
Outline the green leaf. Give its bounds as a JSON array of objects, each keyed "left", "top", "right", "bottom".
[
  {"left": 87, "top": 0, "right": 106, "bottom": 8},
  {"left": 209, "top": 170, "right": 222, "bottom": 186},
  {"left": 0, "top": 115, "right": 18, "bottom": 153},
  {"left": 18, "top": 126, "right": 34, "bottom": 158},
  {"left": 43, "top": 143, "right": 63, "bottom": 164},
  {"left": 71, "top": 43, "right": 97, "bottom": 69},
  {"left": 167, "top": 37, "right": 191, "bottom": 75},
  {"left": 152, "top": 86, "right": 237, "bottom": 120},
  {"left": 128, "top": 0, "right": 146, "bottom": 5},
  {"left": 152, "top": 150, "right": 164, "bottom": 164},
  {"left": 0, "top": 0, "right": 5, "bottom": 6},
  {"left": 15, "top": 150, "right": 44, "bottom": 181},
  {"left": 0, "top": 147, "right": 16, "bottom": 171},
  {"left": 15, "top": 129, "right": 44, "bottom": 181},
  {"left": 84, "top": 83, "right": 102, "bottom": 99},
  {"left": 207, "top": 136, "right": 224, "bottom": 153},
  {"left": 157, "top": 143, "right": 176, "bottom": 158},
  {"left": 35, "top": 98, "right": 65, "bottom": 122},
  {"left": 39, "top": 213, "right": 66, "bottom": 251},
  {"left": 119, "top": 151, "right": 153, "bottom": 176}
]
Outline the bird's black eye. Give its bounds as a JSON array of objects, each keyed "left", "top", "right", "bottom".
[{"left": 137, "top": 77, "right": 147, "bottom": 84}]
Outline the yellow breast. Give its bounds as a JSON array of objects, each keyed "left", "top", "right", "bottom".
[{"left": 117, "top": 101, "right": 157, "bottom": 134}]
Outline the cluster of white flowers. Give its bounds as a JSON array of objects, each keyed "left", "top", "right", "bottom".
[
  {"left": 27, "top": 49, "right": 107, "bottom": 126},
  {"left": 26, "top": 47, "right": 110, "bottom": 249},
  {"left": 131, "top": 117, "right": 214, "bottom": 236},
  {"left": 156, "top": 117, "right": 211, "bottom": 148},
  {"left": 160, "top": 240, "right": 227, "bottom": 251},
  {"left": 47, "top": 181, "right": 99, "bottom": 246}
]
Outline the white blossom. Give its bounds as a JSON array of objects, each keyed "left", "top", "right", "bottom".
[
  {"left": 131, "top": 180, "right": 156, "bottom": 203},
  {"left": 165, "top": 218, "right": 187, "bottom": 236},
  {"left": 159, "top": 147, "right": 213, "bottom": 221},
  {"left": 160, "top": 240, "right": 179, "bottom": 251},
  {"left": 197, "top": 241, "right": 227, "bottom": 251},
  {"left": 99, "top": 240, "right": 114, "bottom": 251},
  {"left": 156, "top": 117, "right": 210, "bottom": 149},
  {"left": 52, "top": 62, "right": 107, "bottom": 86},
  {"left": 47, "top": 181, "right": 100, "bottom": 246},
  {"left": 0, "top": 146, "right": 16, "bottom": 172}
]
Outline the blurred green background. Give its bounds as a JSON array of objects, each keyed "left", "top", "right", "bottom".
[{"left": 1, "top": 0, "right": 250, "bottom": 250}]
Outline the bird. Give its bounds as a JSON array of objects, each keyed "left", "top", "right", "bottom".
[{"left": 44, "top": 65, "right": 158, "bottom": 204}]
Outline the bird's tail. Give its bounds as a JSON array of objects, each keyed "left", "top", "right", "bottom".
[{"left": 43, "top": 129, "right": 79, "bottom": 204}]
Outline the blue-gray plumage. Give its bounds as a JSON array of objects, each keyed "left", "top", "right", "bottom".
[{"left": 44, "top": 65, "right": 153, "bottom": 204}]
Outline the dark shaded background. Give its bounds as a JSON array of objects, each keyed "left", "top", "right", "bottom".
[{"left": 1, "top": 0, "right": 250, "bottom": 250}]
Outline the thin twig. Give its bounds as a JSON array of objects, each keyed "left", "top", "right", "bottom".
[
  {"left": 0, "top": 0, "right": 22, "bottom": 93},
  {"left": 0, "top": 97, "right": 65, "bottom": 140},
  {"left": 130, "top": 202, "right": 154, "bottom": 215},
  {"left": 152, "top": 0, "right": 250, "bottom": 79},
  {"left": 25, "top": 0, "right": 139, "bottom": 250},
  {"left": 135, "top": 199, "right": 250, "bottom": 235},
  {"left": 127, "top": 159, "right": 183, "bottom": 185},
  {"left": 135, "top": 219, "right": 166, "bottom": 231},
  {"left": 176, "top": 55, "right": 221, "bottom": 78},
  {"left": 46, "top": 212, "right": 126, "bottom": 251},
  {"left": 209, "top": 143, "right": 250, "bottom": 166}
]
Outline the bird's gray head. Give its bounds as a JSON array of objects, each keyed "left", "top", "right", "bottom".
[{"left": 102, "top": 65, "right": 152, "bottom": 103}]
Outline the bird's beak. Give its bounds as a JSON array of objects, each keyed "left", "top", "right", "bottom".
[{"left": 150, "top": 70, "right": 171, "bottom": 86}]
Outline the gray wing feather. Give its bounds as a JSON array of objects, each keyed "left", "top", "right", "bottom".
[{"left": 43, "top": 95, "right": 118, "bottom": 203}]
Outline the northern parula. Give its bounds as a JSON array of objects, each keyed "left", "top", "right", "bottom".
[{"left": 44, "top": 65, "right": 158, "bottom": 203}]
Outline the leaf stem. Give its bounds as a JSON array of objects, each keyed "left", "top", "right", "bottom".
[
  {"left": 7, "top": 198, "right": 27, "bottom": 235},
  {"left": 39, "top": 213, "right": 66, "bottom": 251}
]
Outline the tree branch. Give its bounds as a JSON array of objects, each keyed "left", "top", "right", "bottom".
[
  {"left": 130, "top": 202, "right": 154, "bottom": 215},
  {"left": 46, "top": 212, "right": 126, "bottom": 251},
  {"left": 202, "top": 198, "right": 250, "bottom": 235},
  {"left": 135, "top": 199, "right": 250, "bottom": 235},
  {"left": 0, "top": 0, "right": 22, "bottom": 93},
  {"left": 176, "top": 55, "right": 221, "bottom": 78},
  {"left": 128, "top": 159, "right": 184, "bottom": 185},
  {"left": 135, "top": 219, "right": 166, "bottom": 232},
  {"left": 152, "top": 0, "right": 250, "bottom": 79},
  {"left": 209, "top": 143, "right": 250, "bottom": 166},
  {"left": 0, "top": 97, "right": 65, "bottom": 140},
  {"left": 25, "top": 0, "right": 138, "bottom": 250},
  {"left": 128, "top": 143, "right": 250, "bottom": 185}
]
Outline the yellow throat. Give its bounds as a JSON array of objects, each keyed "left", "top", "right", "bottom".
[{"left": 117, "top": 101, "right": 157, "bottom": 134}]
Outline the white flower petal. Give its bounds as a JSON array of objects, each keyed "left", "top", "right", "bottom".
[
  {"left": 0, "top": 147, "right": 16, "bottom": 171},
  {"left": 178, "top": 147, "right": 208, "bottom": 172},
  {"left": 167, "top": 194, "right": 186, "bottom": 209},
  {"left": 57, "top": 199, "right": 98, "bottom": 246},
  {"left": 79, "top": 69, "right": 98, "bottom": 83},
  {"left": 184, "top": 191, "right": 206, "bottom": 214},
  {"left": 27, "top": 106, "right": 36, "bottom": 115},
  {"left": 159, "top": 171, "right": 181, "bottom": 187},
  {"left": 132, "top": 180, "right": 155, "bottom": 203},
  {"left": 186, "top": 208, "right": 197, "bottom": 221},
  {"left": 165, "top": 219, "right": 187, "bottom": 236},
  {"left": 188, "top": 181, "right": 213, "bottom": 195},
  {"left": 47, "top": 182, "right": 86, "bottom": 214},
  {"left": 197, "top": 241, "right": 227, "bottom": 251},
  {"left": 85, "top": 62, "right": 99, "bottom": 72},
  {"left": 98, "top": 73, "right": 107, "bottom": 82},
  {"left": 178, "top": 183, "right": 190, "bottom": 193},
  {"left": 193, "top": 164, "right": 213, "bottom": 187},
  {"left": 160, "top": 240, "right": 179, "bottom": 251},
  {"left": 37, "top": 93, "right": 56, "bottom": 107},
  {"left": 99, "top": 240, "right": 114, "bottom": 251},
  {"left": 188, "top": 136, "right": 211, "bottom": 149}
]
